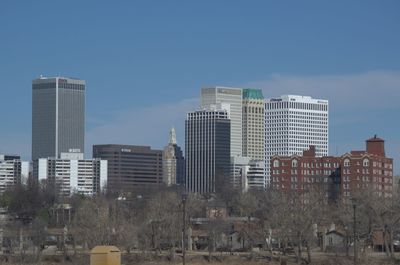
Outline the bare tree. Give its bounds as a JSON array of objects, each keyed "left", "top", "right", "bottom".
[
  {"left": 205, "top": 218, "right": 228, "bottom": 261},
  {"left": 139, "top": 190, "right": 181, "bottom": 255},
  {"left": 353, "top": 188, "right": 400, "bottom": 260},
  {"left": 237, "top": 191, "right": 260, "bottom": 251},
  {"left": 31, "top": 217, "right": 47, "bottom": 261},
  {"left": 71, "top": 197, "right": 113, "bottom": 249}
]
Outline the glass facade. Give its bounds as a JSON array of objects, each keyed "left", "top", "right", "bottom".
[
  {"left": 32, "top": 77, "right": 85, "bottom": 160},
  {"left": 185, "top": 109, "right": 231, "bottom": 194}
]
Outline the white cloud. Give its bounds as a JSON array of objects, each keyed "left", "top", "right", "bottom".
[
  {"left": 243, "top": 70, "right": 400, "bottom": 174},
  {"left": 85, "top": 70, "right": 399, "bottom": 172},
  {"left": 244, "top": 70, "right": 400, "bottom": 110}
]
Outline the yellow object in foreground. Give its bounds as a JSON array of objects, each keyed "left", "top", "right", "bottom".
[{"left": 90, "top": 246, "right": 121, "bottom": 265}]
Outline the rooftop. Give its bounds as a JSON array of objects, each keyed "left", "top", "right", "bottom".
[
  {"left": 32, "top": 76, "right": 85, "bottom": 85},
  {"left": 367, "top": 134, "right": 385, "bottom": 142},
  {"left": 243, "top": 88, "right": 264, "bottom": 99},
  {"left": 267, "top": 95, "right": 328, "bottom": 104}
]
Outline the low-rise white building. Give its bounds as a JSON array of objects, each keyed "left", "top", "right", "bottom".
[
  {"left": 33, "top": 152, "right": 107, "bottom": 196},
  {"left": 246, "top": 160, "right": 265, "bottom": 190},
  {"left": 0, "top": 155, "right": 29, "bottom": 193},
  {"left": 230, "top": 156, "right": 251, "bottom": 191},
  {"left": 230, "top": 157, "right": 265, "bottom": 192}
]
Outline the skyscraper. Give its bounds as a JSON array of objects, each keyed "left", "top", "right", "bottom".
[
  {"left": 265, "top": 95, "right": 329, "bottom": 184},
  {"left": 162, "top": 127, "right": 185, "bottom": 186},
  {"left": 185, "top": 105, "right": 231, "bottom": 193},
  {"left": 201, "top": 87, "right": 242, "bottom": 157},
  {"left": 242, "top": 88, "right": 265, "bottom": 161},
  {"left": 32, "top": 76, "right": 85, "bottom": 160}
]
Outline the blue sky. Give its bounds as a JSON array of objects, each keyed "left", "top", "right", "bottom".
[{"left": 0, "top": 1, "right": 399, "bottom": 174}]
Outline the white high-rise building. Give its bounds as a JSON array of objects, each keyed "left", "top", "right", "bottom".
[
  {"left": 34, "top": 152, "right": 107, "bottom": 197},
  {"left": 201, "top": 87, "right": 242, "bottom": 157},
  {"left": 265, "top": 95, "right": 329, "bottom": 184}
]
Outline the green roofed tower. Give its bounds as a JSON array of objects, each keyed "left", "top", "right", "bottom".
[
  {"left": 242, "top": 88, "right": 266, "bottom": 188},
  {"left": 243, "top": 88, "right": 264, "bottom": 100}
]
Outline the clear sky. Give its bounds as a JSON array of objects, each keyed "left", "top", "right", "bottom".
[{"left": 0, "top": 1, "right": 399, "bottom": 174}]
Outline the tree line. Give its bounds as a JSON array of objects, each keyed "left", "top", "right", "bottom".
[{"left": 1, "top": 179, "right": 400, "bottom": 264}]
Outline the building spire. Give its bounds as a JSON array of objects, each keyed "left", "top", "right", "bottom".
[{"left": 169, "top": 127, "right": 177, "bottom": 144}]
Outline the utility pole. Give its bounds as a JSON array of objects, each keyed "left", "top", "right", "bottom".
[
  {"left": 353, "top": 201, "right": 357, "bottom": 265},
  {"left": 182, "top": 193, "right": 188, "bottom": 265}
]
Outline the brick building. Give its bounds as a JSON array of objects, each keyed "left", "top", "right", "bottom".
[{"left": 271, "top": 136, "right": 393, "bottom": 199}]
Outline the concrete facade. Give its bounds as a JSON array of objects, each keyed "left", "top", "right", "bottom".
[
  {"left": 242, "top": 89, "right": 265, "bottom": 162},
  {"left": 265, "top": 95, "right": 329, "bottom": 185},
  {"left": 33, "top": 153, "right": 107, "bottom": 196},
  {"left": 0, "top": 155, "right": 28, "bottom": 193}
]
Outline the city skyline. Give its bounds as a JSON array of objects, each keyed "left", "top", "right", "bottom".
[{"left": 0, "top": 1, "right": 399, "bottom": 174}]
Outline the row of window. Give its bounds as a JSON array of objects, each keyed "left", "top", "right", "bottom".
[
  {"left": 267, "top": 112, "right": 328, "bottom": 119},
  {"left": 266, "top": 101, "right": 328, "bottom": 111},
  {"left": 243, "top": 107, "right": 265, "bottom": 114},
  {"left": 272, "top": 160, "right": 338, "bottom": 168},
  {"left": 344, "top": 159, "right": 394, "bottom": 168},
  {"left": 266, "top": 116, "right": 328, "bottom": 122}
]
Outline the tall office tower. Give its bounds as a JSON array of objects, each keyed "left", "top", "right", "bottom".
[
  {"left": 162, "top": 127, "right": 185, "bottom": 186},
  {"left": 201, "top": 87, "right": 242, "bottom": 157},
  {"left": 185, "top": 105, "right": 231, "bottom": 194},
  {"left": 265, "top": 95, "right": 329, "bottom": 184},
  {"left": 93, "top": 145, "right": 163, "bottom": 192},
  {"left": 34, "top": 152, "right": 107, "bottom": 197},
  {"left": 32, "top": 76, "right": 85, "bottom": 160},
  {"left": 0, "top": 155, "right": 29, "bottom": 193},
  {"left": 242, "top": 88, "right": 265, "bottom": 161}
]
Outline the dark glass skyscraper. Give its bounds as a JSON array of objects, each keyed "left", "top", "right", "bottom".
[
  {"left": 32, "top": 76, "right": 85, "bottom": 160},
  {"left": 185, "top": 106, "right": 231, "bottom": 194}
]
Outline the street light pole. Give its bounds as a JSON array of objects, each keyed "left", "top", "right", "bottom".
[{"left": 182, "top": 193, "right": 188, "bottom": 265}]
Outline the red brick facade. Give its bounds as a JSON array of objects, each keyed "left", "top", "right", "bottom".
[{"left": 271, "top": 136, "right": 393, "bottom": 199}]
